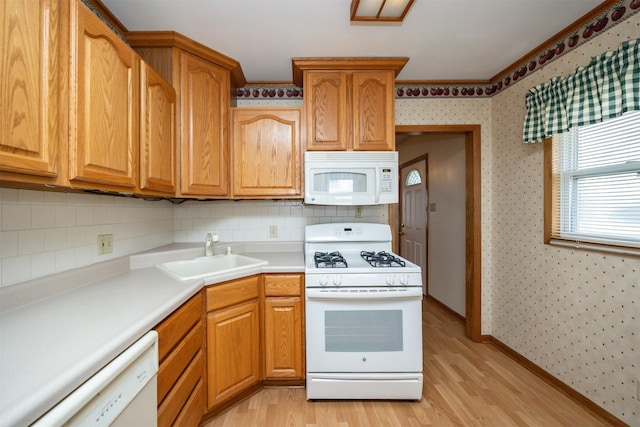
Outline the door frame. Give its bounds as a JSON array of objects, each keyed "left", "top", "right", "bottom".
[
  {"left": 393, "top": 125, "right": 481, "bottom": 342},
  {"left": 399, "top": 154, "right": 429, "bottom": 295}
]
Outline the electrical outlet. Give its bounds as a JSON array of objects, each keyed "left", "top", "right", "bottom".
[
  {"left": 97, "top": 234, "right": 113, "bottom": 255},
  {"left": 355, "top": 206, "right": 363, "bottom": 218},
  {"left": 269, "top": 225, "right": 278, "bottom": 238}
]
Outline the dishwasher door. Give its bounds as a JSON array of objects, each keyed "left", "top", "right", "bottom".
[{"left": 32, "top": 331, "right": 158, "bottom": 426}]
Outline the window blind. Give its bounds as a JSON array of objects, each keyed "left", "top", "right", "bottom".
[{"left": 550, "top": 110, "right": 640, "bottom": 249}]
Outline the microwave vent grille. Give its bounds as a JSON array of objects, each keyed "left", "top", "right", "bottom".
[{"left": 305, "top": 151, "right": 398, "bottom": 163}]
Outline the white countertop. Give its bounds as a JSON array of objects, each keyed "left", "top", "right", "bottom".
[{"left": 0, "top": 242, "right": 303, "bottom": 427}]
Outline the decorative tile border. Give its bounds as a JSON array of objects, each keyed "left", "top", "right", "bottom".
[
  {"left": 81, "top": 0, "right": 127, "bottom": 42},
  {"left": 481, "top": 0, "right": 639, "bottom": 98},
  {"left": 237, "top": 0, "right": 639, "bottom": 100},
  {"left": 395, "top": 85, "right": 491, "bottom": 98},
  {"left": 235, "top": 87, "right": 303, "bottom": 99}
]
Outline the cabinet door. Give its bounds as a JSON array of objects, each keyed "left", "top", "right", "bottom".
[
  {"left": 352, "top": 70, "right": 395, "bottom": 151},
  {"left": 0, "top": 0, "right": 61, "bottom": 181},
  {"left": 207, "top": 300, "right": 260, "bottom": 408},
  {"left": 140, "top": 61, "right": 176, "bottom": 195},
  {"left": 231, "top": 108, "right": 301, "bottom": 198},
  {"left": 264, "top": 297, "right": 303, "bottom": 379},
  {"left": 304, "top": 71, "right": 349, "bottom": 151},
  {"left": 179, "top": 52, "right": 228, "bottom": 196},
  {"left": 69, "top": 1, "right": 139, "bottom": 190}
]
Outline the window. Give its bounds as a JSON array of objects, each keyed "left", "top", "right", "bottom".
[
  {"left": 405, "top": 169, "right": 422, "bottom": 186},
  {"left": 545, "top": 110, "right": 640, "bottom": 253}
]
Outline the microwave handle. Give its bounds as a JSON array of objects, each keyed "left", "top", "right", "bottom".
[{"left": 374, "top": 167, "right": 380, "bottom": 203}]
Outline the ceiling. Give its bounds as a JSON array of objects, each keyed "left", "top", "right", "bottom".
[{"left": 101, "top": 0, "right": 605, "bottom": 84}]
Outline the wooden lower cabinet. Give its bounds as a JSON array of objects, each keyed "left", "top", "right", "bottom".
[
  {"left": 154, "top": 291, "right": 205, "bottom": 427},
  {"left": 155, "top": 273, "right": 304, "bottom": 423},
  {"left": 263, "top": 274, "right": 305, "bottom": 380},
  {"left": 264, "top": 297, "right": 303, "bottom": 379},
  {"left": 206, "top": 276, "right": 261, "bottom": 409}
]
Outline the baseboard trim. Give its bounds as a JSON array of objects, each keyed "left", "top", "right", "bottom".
[
  {"left": 262, "top": 379, "right": 305, "bottom": 388},
  {"left": 488, "top": 336, "right": 627, "bottom": 426},
  {"left": 426, "top": 295, "right": 465, "bottom": 322},
  {"left": 441, "top": 299, "right": 628, "bottom": 425}
]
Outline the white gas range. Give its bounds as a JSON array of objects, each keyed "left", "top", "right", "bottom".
[{"left": 304, "top": 223, "right": 424, "bottom": 401}]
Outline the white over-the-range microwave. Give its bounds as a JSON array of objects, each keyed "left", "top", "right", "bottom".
[{"left": 304, "top": 151, "right": 398, "bottom": 206}]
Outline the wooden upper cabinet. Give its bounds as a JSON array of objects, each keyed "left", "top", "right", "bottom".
[
  {"left": 68, "top": 1, "right": 139, "bottom": 191},
  {"left": 352, "top": 71, "right": 395, "bottom": 150},
  {"left": 231, "top": 108, "right": 302, "bottom": 198},
  {"left": 140, "top": 61, "right": 176, "bottom": 195},
  {"left": 179, "top": 52, "right": 229, "bottom": 197},
  {"left": 293, "top": 58, "right": 408, "bottom": 151},
  {"left": 304, "top": 72, "right": 349, "bottom": 150},
  {"left": 127, "top": 32, "right": 244, "bottom": 198},
  {"left": 0, "top": 0, "right": 64, "bottom": 184}
]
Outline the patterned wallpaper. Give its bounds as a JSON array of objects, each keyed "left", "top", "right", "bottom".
[
  {"left": 489, "top": 15, "right": 640, "bottom": 425},
  {"left": 396, "top": 15, "right": 640, "bottom": 424}
]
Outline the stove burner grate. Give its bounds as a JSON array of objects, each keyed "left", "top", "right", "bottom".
[
  {"left": 314, "top": 251, "right": 348, "bottom": 268},
  {"left": 360, "top": 251, "right": 406, "bottom": 268}
]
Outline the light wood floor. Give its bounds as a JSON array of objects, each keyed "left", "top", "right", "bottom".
[{"left": 203, "top": 299, "right": 611, "bottom": 426}]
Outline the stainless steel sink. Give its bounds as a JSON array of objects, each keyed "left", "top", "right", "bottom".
[{"left": 156, "top": 254, "right": 267, "bottom": 281}]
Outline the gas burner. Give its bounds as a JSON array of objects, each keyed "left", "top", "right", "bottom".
[
  {"left": 360, "top": 251, "right": 406, "bottom": 268},
  {"left": 314, "top": 251, "right": 348, "bottom": 268}
]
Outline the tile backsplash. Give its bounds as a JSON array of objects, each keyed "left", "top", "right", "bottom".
[
  {"left": 0, "top": 189, "right": 386, "bottom": 287},
  {"left": 0, "top": 189, "right": 173, "bottom": 287},
  {"left": 172, "top": 199, "right": 386, "bottom": 243}
]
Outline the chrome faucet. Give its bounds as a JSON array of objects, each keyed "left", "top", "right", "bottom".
[{"left": 205, "top": 232, "right": 219, "bottom": 256}]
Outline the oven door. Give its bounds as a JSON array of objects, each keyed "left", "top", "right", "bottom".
[{"left": 306, "top": 287, "right": 423, "bottom": 373}]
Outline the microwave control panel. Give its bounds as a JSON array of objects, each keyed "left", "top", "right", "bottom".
[{"left": 380, "top": 168, "right": 393, "bottom": 193}]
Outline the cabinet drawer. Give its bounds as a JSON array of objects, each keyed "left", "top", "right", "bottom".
[
  {"left": 206, "top": 275, "right": 259, "bottom": 311},
  {"left": 158, "top": 350, "right": 204, "bottom": 427},
  {"left": 173, "top": 378, "right": 205, "bottom": 427},
  {"left": 155, "top": 292, "right": 203, "bottom": 362},
  {"left": 264, "top": 274, "right": 303, "bottom": 297},
  {"left": 157, "top": 320, "right": 202, "bottom": 404}
]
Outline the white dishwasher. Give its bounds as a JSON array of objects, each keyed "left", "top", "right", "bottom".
[{"left": 32, "top": 331, "right": 158, "bottom": 426}]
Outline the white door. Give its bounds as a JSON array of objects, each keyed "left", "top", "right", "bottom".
[{"left": 400, "top": 157, "right": 428, "bottom": 295}]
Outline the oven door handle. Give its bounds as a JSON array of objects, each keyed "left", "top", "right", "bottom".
[{"left": 306, "top": 287, "right": 423, "bottom": 300}]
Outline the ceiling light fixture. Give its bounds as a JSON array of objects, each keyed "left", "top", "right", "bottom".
[{"left": 350, "top": 0, "right": 415, "bottom": 22}]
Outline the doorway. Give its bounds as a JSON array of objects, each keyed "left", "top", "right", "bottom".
[
  {"left": 393, "top": 125, "right": 481, "bottom": 342},
  {"left": 399, "top": 156, "right": 428, "bottom": 295}
]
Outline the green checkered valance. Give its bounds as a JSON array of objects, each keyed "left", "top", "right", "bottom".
[{"left": 523, "top": 38, "right": 640, "bottom": 143}]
